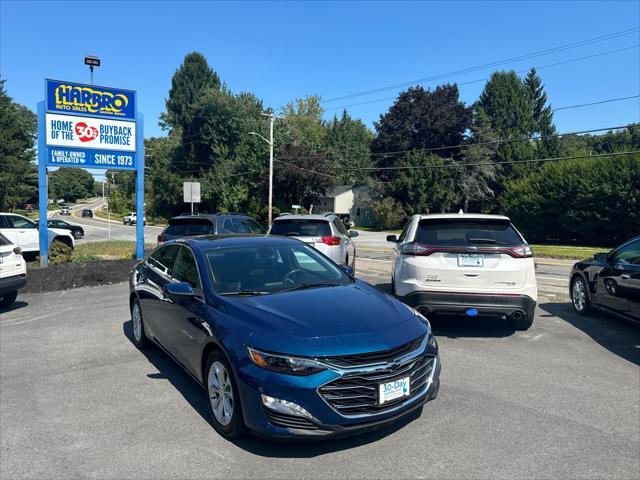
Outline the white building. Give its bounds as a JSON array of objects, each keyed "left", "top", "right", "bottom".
[{"left": 316, "top": 185, "right": 374, "bottom": 227}]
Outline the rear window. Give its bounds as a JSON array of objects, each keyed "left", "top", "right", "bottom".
[
  {"left": 165, "top": 218, "right": 215, "bottom": 236},
  {"left": 415, "top": 219, "right": 524, "bottom": 247},
  {"left": 270, "top": 219, "right": 331, "bottom": 237}
]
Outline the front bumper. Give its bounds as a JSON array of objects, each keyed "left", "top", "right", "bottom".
[
  {"left": 400, "top": 291, "right": 536, "bottom": 318},
  {"left": 0, "top": 273, "right": 27, "bottom": 296},
  {"left": 236, "top": 347, "right": 441, "bottom": 440}
]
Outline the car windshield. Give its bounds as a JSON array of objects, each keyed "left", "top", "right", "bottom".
[
  {"left": 416, "top": 219, "right": 524, "bottom": 247},
  {"left": 205, "top": 243, "right": 349, "bottom": 295},
  {"left": 165, "top": 219, "right": 215, "bottom": 236},
  {"left": 270, "top": 219, "right": 331, "bottom": 237}
]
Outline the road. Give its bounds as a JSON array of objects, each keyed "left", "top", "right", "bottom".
[
  {"left": 1, "top": 269, "right": 638, "bottom": 479},
  {"left": 51, "top": 198, "right": 165, "bottom": 244}
]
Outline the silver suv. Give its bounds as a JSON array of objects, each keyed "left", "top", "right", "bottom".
[{"left": 268, "top": 213, "right": 358, "bottom": 272}]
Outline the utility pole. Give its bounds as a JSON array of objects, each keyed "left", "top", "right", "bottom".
[{"left": 249, "top": 112, "right": 281, "bottom": 226}]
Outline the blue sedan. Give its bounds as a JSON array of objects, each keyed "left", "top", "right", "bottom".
[{"left": 129, "top": 235, "right": 441, "bottom": 439}]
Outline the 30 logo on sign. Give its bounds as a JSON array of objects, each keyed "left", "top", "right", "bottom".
[{"left": 74, "top": 122, "right": 98, "bottom": 142}]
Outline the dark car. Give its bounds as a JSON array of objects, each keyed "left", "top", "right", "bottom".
[
  {"left": 81, "top": 209, "right": 93, "bottom": 218},
  {"left": 570, "top": 236, "right": 640, "bottom": 322},
  {"left": 129, "top": 236, "right": 440, "bottom": 439},
  {"left": 47, "top": 219, "right": 84, "bottom": 239},
  {"left": 157, "top": 213, "right": 265, "bottom": 244}
]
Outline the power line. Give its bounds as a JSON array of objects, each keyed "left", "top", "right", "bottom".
[
  {"left": 553, "top": 94, "right": 640, "bottom": 111},
  {"left": 277, "top": 124, "right": 636, "bottom": 161},
  {"left": 322, "top": 27, "right": 640, "bottom": 103},
  {"left": 324, "top": 45, "right": 640, "bottom": 111}
]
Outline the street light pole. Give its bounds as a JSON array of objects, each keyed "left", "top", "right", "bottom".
[{"left": 249, "top": 112, "right": 281, "bottom": 226}]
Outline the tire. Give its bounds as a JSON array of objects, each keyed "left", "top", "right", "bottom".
[
  {"left": 0, "top": 291, "right": 18, "bottom": 308},
  {"left": 205, "top": 351, "right": 246, "bottom": 438},
  {"left": 511, "top": 312, "right": 534, "bottom": 331},
  {"left": 130, "top": 299, "right": 150, "bottom": 349},
  {"left": 73, "top": 230, "right": 82, "bottom": 239},
  {"left": 571, "top": 276, "right": 592, "bottom": 316}
]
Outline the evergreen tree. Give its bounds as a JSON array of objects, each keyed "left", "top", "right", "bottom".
[
  {"left": 326, "top": 110, "right": 373, "bottom": 185},
  {"left": 0, "top": 80, "right": 37, "bottom": 210},
  {"left": 524, "top": 68, "right": 558, "bottom": 157}
]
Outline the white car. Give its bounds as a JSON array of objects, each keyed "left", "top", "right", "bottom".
[
  {"left": 123, "top": 212, "right": 146, "bottom": 225},
  {"left": 0, "top": 213, "right": 75, "bottom": 255},
  {"left": 388, "top": 213, "right": 537, "bottom": 330},
  {"left": 0, "top": 233, "right": 27, "bottom": 308},
  {"left": 268, "top": 213, "right": 358, "bottom": 272}
]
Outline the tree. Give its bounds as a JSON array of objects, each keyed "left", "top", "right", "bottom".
[
  {"left": 49, "top": 167, "right": 94, "bottom": 202},
  {"left": 478, "top": 71, "right": 535, "bottom": 168},
  {"left": 524, "top": 68, "right": 558, "bottom": 157},
  {"left": 325, "top": 110, "right": 373, "bottom": 185},
  {"left": 388, "top": 152, "right": 458, "bottom": 215},
  {"left": 278, "top": 95, "right": 326, "bottom": 148},
  {"left": 457, "top": 106, "right": 499, "bottom": 212},
  {"left": 0, "top": 80, "right": 37, "bottom": 210},
  {"left": 372, "top": 85, "right": 471, "bottom": 174}
]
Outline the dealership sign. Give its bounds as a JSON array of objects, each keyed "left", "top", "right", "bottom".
[
  {"left": 38, "top": 78, "right": 145, "bottom": 266},
  {"left": 43, "top": 79, "right": 138, "bottom": 170}
]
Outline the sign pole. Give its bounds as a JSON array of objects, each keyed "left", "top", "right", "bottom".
[
  {"left": 135, "top": 113, "right": 145, "bottom": 260},
  {"left": 37, "top": 101, "right": 48, "bottom": 267}
]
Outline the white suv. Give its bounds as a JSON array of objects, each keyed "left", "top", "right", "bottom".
[
  {"left": 0, "top": 233, "right": 27, "bottom": 308},
  {"left": 268, "top": 214, "right": 358, "bottom": 272},
  {"left": 0, "top": 213, "right": 75, "bottom": 255},
  {"left": 388, "top": 213, "right": 537, "bottom": 330}
]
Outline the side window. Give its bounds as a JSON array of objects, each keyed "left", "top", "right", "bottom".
[
  {"left": 172, "top": 247, "right": 201, "bottom": 289},
  {"left": 232, "top": 219, "right": 251, "bottom": 233},
  {"left": 0, "top": 216, "right": 9, "bottom": 228},
  {"left": 333, "top": 218, "right": 348, "bottom": 236},
  {"left": 220, "top": 218, "right": 234, "bottom": 233},
  {"left": 398, "top": 220, "right": 411, "bottom": 243},
  {"left": 8, "top": 216, "right": 36, "bottom": 229},
  {"left": 612, "top": 240, "right": 640, "bottom": 265},
  {"left": 147, "top": 245, "right": 179, "bottom": 276},
  {"left": 247, "top": 219, "right": 265, "bottom": 234}
]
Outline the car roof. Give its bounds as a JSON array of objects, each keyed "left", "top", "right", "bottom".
[
  {"left": 175, "top": 234, "right": 303, "bottom": 250},
  {"left": 414, "top": 213, "right": 511, "bottom": 221},
  {"left": 273, "top": 214, "right": 333, "bottom": 221},
  {"left": 169, "top": 213, "right": 252, "bottom": 221}
]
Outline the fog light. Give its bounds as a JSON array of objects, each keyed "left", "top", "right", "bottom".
[{"left": 261, "top": 394, "right": 317, "bottom": 420}]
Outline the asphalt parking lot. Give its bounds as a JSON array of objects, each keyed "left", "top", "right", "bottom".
[{"left": 1, "top": 265, "right": 638, "bottom": 480}]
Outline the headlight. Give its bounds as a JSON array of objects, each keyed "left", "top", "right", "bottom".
[
  {"left": 410, "top": 307, "right": 437, "bottom": 348},
  {"left": 246, "top": 347, "right": 326, "bottom": 376}
]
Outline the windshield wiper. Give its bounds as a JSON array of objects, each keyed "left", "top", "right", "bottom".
[
  {"left": 220, "top": 290, "right": 270, "bottom": 296},
  {"left": 468, "top": 238, "right": 510, "bottom": 245},
  {"left": 279, "top": 282, "right": 341, "bottom": 293}
]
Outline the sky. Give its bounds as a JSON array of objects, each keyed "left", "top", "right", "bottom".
[{"left": 1, "top": 0, "right": 639, "bottom": 142}]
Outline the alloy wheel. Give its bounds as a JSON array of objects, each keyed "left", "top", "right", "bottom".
[
  {"left": 132, "top": 303, "right": 142, "bottom": 342},
  {"left": 208, "top": 362, "right": 234, "bottom": 426},
  {"left": 572, "top": 279, "right": 586, "bottom": 312}
]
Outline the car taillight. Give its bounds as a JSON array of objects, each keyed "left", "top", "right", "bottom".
[
  {"left": 13, "top": 247, "right": 22, "bottom": 256},
  {"left": 510, "top": 245, "right": 534, "bottom": 258},
  {"left": 399, "top": 242, "right": 434, "bottom": 256},
  {"left": 157, "top": 234, "right": 164, "bottom": 245},
  {"left": 320, "top": 235, "right": 341, "bottom": 246}
]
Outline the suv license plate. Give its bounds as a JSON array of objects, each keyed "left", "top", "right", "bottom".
[
  {"left": 379, "top": 377, "right": 410, "bottom": 405},
  {"left": 458, "top": 254, "right": 484, "bottom": 267}
]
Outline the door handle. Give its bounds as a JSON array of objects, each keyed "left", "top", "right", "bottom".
[{"left": 621, "top": 273, "right": 631, "bottom": 280}]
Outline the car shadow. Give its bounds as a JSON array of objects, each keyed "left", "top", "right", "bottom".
[
  {"left": 0, "top": 300, "right": 29, "bottom": 314},
  {"left": 372, "top": 282, "right": 515, "bottom": 338},
  {"left": 122, "top": 319, "right": 426, "bottom": 456},
  {"left": 539, "top": 302, "right": 640, "bottom": 366}
]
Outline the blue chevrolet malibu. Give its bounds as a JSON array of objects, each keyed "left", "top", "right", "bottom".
[{"left": 129, "top": 235, "right": 441, "bottom": 439}]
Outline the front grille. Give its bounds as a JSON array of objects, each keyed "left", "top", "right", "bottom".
[
  {"left": 318, "top": 355, "right": 435, "bottom": 416},
  {"left": 264, "top": 409, "right": 320, "bottom": 430},
  {"left": 320, "top": 335, "right": 425, "bottom": 367}
]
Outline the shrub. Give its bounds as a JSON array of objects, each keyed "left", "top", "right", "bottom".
[
  {"left": 49, "top": 240, "right": 73, "bottom": 265},
  {"left": 372, "top": 197, "right": 406, "bottom": 230}
]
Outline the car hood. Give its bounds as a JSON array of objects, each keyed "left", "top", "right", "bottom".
[
  {"left": 48, "top": 228, "right": 71, "bottom": 237},
  {"left": 231, "top": 280, "right": 427, "bottom": 357}
]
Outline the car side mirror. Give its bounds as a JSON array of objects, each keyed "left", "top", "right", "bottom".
[
  {"left": 386, "top": 235, "right": 398, "bottom": 243},
  {"left": 593, "top": 252, "right": 609, "bottom": 263},
  {"left": 349, "top": 230, "right": 359, "bottom": 238},
  {"left": 164, "top": 282, "right": 198, "bottom": 296},
  {"left": 341, "top": 264, "right": 355, "bottom": 277}
]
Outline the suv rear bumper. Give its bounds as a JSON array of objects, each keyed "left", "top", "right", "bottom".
[
  {"left": 0, "top": 274, "right": 27, "bottom": 296},
  {"left": 399, "top": 291, "right": 536, "bottom": 318}
]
